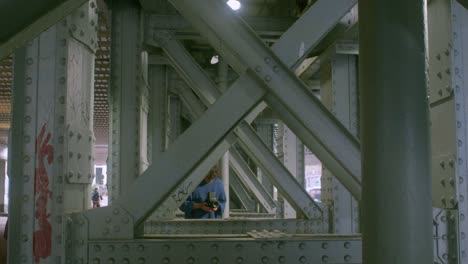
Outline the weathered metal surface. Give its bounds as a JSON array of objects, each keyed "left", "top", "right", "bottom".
[{"left": 89, "top": 236, "right": 362, "bottom": 264}]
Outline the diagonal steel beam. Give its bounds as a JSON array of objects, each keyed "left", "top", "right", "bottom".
[
  {"left": 172, "top": 82, "right": 276, "bottom": 214},
  {"left": 0, "top": 0, "right": 89, "bottom": 60},
  {"left": 86, "top": 73, "right": 266, "bottom": 231},
  {"left": 149, "top": 30, "right": 321, "bottom": 218},
  {"left": 168, "top": 0, "right": 361, "bottom": 200},
  {"left": 229, "top": 148, "right": 277, "bottom": 213},
  {"left": 229, "top": 169, "right": 257, "bottom": 211}
]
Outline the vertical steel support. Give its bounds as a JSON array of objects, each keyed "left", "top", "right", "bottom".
[
  {"left": 451, "top": 1, "right": 468, "bottom": 262},
  {"left": 278, "top": 123, "right": 298, "bottom": 218},
  {"left": 254, "top": 121, "right": 275, "bottom": 199},
  {"left": 323, "top": 54, "right": 360, "bottom": 233},
  {"left": 0, "top": 159, "right": 5, "bottom": 212},
  {"left": 219, "top": 58, "right": 230, "bottom": 218},
  {"left": 360, "top": 0, "right": 433, "bottom": 263},
  {"left": 148, "top": 65, "right": 168, "bottom": 162},
  {"left": 167, "top": 94, "right": 182, "bottom": 144},
  {"left": 108, "top": 0, "right": 142, "bottom": 201},
  {"left": 8, "top": 2, "right": 97, "bottom": 262}
]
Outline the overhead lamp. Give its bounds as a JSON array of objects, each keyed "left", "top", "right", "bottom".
[
  {"left": 210, "top": 55, "right": 219, "bottom": 64},
  {"left": 227, "top": 0, "right": 241, "bottom": 10}
]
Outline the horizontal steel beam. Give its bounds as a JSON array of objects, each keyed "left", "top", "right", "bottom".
[
  {"left": 144, "top": 219, "right": 325, "bottom": 235},
  {"left": 88, "top": 236, "right": 362, "bottom": 264},
  {"left": 145, "top": 14, "right": 296, "bottom": 39}
]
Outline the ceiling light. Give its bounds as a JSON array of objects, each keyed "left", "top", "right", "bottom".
[
  {"left": 227, "top": 0, "right": 241, "bottom": 10},
  {"left": 210, "top": 55, "right": 219, "bottom": 64}
]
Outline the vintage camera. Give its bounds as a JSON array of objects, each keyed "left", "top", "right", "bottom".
[{"left": 206, "top": 192, "right": 220, "bottom": 209}]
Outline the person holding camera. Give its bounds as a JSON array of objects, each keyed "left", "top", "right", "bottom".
[{"left": 180, "top": 165, "right": 226, "bottom": 219}]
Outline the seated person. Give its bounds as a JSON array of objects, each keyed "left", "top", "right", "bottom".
[{"left": 180, "top": 165, "right": 226, "bottom": 219}]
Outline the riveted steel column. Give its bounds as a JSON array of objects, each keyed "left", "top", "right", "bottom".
[
  {"left": 360, "top": 0, "right": 432, "bottom": 263},
  {"left": 321, "top": 53, "right": 360, "bottom": 233},
  {"left": 8, "top": 2, "right": 97, "bottom": 262},
  {"left": 148, "top": 65, "right": 168, "bottom": 162},
  {"left": 0, "top": 159, "right": 5, "bottom": 212},
  {"left": 254, "top": 120, "right": 275, "bottom": 203},
  {"left": 451, "top": 1, "right": 468, "bottom": 262},
  {"left": 219, "top": 58, "right": 230, "bottom": 218},
  {"left": 108, "top": 0, "right": 142, "bottom": 201}
]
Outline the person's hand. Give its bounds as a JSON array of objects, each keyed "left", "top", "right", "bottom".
[{"left": 194, "top": 203, "right": 216, "bottom": 212}]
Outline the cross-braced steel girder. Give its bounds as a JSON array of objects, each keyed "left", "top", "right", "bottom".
[
  {"left": 147, "top": 30, "right": 320, "bottom": 220},
  {"left": 82, "top": 0, "right": 360, "bottom": 237},
  {"left": 167, "top": 0, "right": 362, "bottom": 201}
]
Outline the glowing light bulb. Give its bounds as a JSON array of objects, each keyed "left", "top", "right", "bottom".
[
  {"left": 227, "top": 0, "right": 241, "bottom": 10},
  {"left": 210, "top": 55, "right": 219, "bottom": 64}
]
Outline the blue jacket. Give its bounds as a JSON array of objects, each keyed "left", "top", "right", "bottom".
[{"left": 180, "top": 178, "right": 226, "bottom": 219}]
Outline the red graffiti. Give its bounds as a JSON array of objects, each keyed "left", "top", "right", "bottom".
[{"left": 33, "top": 124, "right": 53, "bottom": 263}]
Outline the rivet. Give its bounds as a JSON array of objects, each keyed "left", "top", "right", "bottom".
[
  {"left": 187, "top": 257, "right": 195, "bottom": 264},
  {"left": 26, "top": 58, "right": 33, "bottom": 65},
  {"left": 122, "top": 258, "right": 130, "bottom": 264},
  {"left": 236, "top": 244, "right": 243, "bottom": 251},
  {"left": 113, "top": 208, "right": 120, "bottom": 215},
  {"left": 322, "top": 242, "right": 328, "bottom": 249},
  {"left": 321, "top": 255, "right": 328, "bottom": 262},
  {"left": 105, "top": 217, "right": 110, "bottom": 223},
  {"left": 264, "top": 75, "right": 272, "bottom": 82},
  {"left": 26, "top": 77, "right": 32, "bottom": 85},
  {"left": 211, "top": 257, "right": 219, "bottom": 264},
  {"left": 278, "top": 256, "right": 285, "bottom": 263},
  {"left": 162, "top": 258, "right": 170, "bottom": 264},
  {"left": 107, "top": 258, "right": 115, "bottom": 264},
  {"left": 264, "top": 57, "right": 271, "bottom": 64},
  {"left": 69, "top": 131, "right": 74, "bottom": 137},
  {"left": 25, "top": 96, "right": 32, "bottom": 104},
  {"left": 211, "top": 244, "right": 218, "bottom": 251},
  {"left": 24, "top": 116, "right": 31, "bottom": 123},
  {"left": 163, "top": 244, "right": 170, "bottom": 251},
  {"left": 138, "top": 244, "right": 145, "bottom": 252},
  {"left": 122, "top": 244, "right": 130, "bottom": 251},
  {"left": 299, "top": 256, "right": 306, "bottom": 263},
  {"left": 261, "top": 256, "right": 269, "bottom": 263},
  {"left": 236, "top": 257, "right": 244, "bottom": 263},
  {"left": 344, "top": 255, "right": 351, "bottom": 262},
  {"left": 138, "top": 258, "right": 146, "bottom": 264},
  {"left": 94, "top": 245, "right": 101, "bottom": 252},
  {"left": 21, "top": 234, "right": 28, "bottom": 242},
  {"left": 23, "top": 175, "right": 30, "bottom": 183},
  {"left": 273, "top": 66, "right": 279, "bottom": 72},
  {"left": 344, "top": 242, "right": 351, "bottom": 249},
  {"left": 299, "top": 243, "right": 306, "bottom": 250},
  {"left": 108, "top": 245, "right": 115, "bottom": 252}
]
